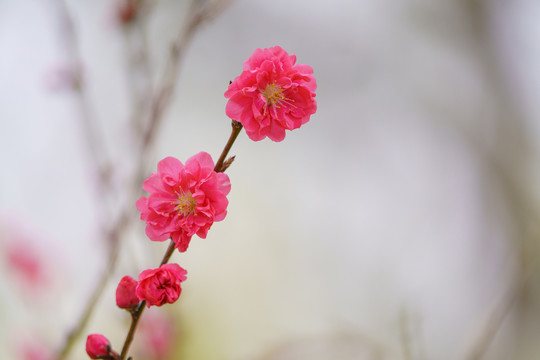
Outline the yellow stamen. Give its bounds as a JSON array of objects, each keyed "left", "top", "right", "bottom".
[
  {"left": 261, "top": 82, "right": 297, "bottom": 118},
  {"left": 175, "top": 191, "right": 196, "bottom": 216},
  {"left": 262, "top": 83, "right": 285, "bottom": 106}
]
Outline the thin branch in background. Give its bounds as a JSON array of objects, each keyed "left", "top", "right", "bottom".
[
  {"left": 120, "top": 0, "right": 155, "bottom": 135},
  {"left": 457, "top": 0, "right": 538, "bottom": 358},
  {"left": 52, "top": 1, "right": 235, "bottom": 359},
  {"left": 399, "top": 308, "right": 413, "bottom": 360},
  {"left": 51, "top": 1, "right": 129, "bottom": 359},
  {"left": 138, "top": 0, "right": 234, "bottom": 153},
  {"left": 53, "top": 0, "right": 111, "bottom": 198},
  {"left": 133, "top": 0, "right": 236, "bottom": 185},
  {"left": 465, "top": 275, "right": 521, "bottom": 360},
  {"left": 399, "top": 306, "right": 426, "bottom": 360}
]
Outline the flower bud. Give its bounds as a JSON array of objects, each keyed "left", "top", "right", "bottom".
[
  {"left": 85, "top": 334, "right": 110, "bottom": 359},
  {"left": 116, "top": 275, "right": 139, "bottom": 309}
]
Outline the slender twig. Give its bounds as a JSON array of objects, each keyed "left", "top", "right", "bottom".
[
  {"left": 399, "top": 308, "right": 413, "bottom": 360},
  {"left": 121, "top": 1, "right": 154, "bottom": 135},
  {"left": 52, "top": 1, "right": 124, "bottom": 359},
  {"left": 119, "top": 240, "right": 175, "bottom": 359},
  {"left": 54, "top": 1, "right": 235, "bottom": 358},
  {"left": 118, "top": 113, "right": 242, "bottom": 359},
  {"left": 120, "top": 302, "right": 146, "bottom": 360},
  {"left": 54, "top": 0, "right": 107, "bottom": 179},
  {"left": 159, "top": 239, "right": 177, "bottom": 266},
  {"left": 56, "top": 213, "right": 130, "bottom": 360},
  {"left": 215, "top": 120, "right": 243, "bottom": 173},
  {"left": 459, "top": 1, "right": 535, "bottom": 359},
  {"left": 464, "top": 256, "right": 540, "bottom": 360},
  {"left": 134, "top": 0, "right": 235, "bottom": 186}
]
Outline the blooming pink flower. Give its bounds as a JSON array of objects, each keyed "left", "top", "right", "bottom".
[
  {"left": 136, "top": 152, "right": 231, "bottom": 252},
  {"left": 85, "top": 334, "right": 112, "bottom": 359},
  {"left": 115, "top": 275, "right": 139, "bottom": 309},
  {"left": 225, "top": 46, "right": 317, "bottom": 142},
  {"left": 136, "top": 263, "right": 187, "bottom": 307}
]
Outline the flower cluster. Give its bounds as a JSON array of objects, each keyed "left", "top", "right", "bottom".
[
  {"left": 115, "top": 264, "right": 188, "bottom": 309},
  {"left": 225, "top": 46, "right": 317, "bottom": 142},
  {"left": 86, "top": 46, "right": 316, "bottom": 360}
]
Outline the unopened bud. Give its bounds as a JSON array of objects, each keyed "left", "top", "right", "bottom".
[
  {"left": 85, "top": 334, "right": 111, "bottom": 359},
  {"left": 116, "top": 275, "right": 139, "bottom": 309}
]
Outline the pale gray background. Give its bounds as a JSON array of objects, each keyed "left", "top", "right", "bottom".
[{"left": 1, "top": 0, "right": 539, "bottom": 359}]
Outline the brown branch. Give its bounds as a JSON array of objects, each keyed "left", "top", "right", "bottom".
[
  {"left": 119, "top": 240, "right": 175, "bottom": 359},
  {"left": 214, "top": 120, "right": 243, "bottom": 173},
  {"left": 119, "top": 113, "right": 241, "bottom": 360},
  {"left": 53, "top": 1, "right": 235, "bottom": 358}
]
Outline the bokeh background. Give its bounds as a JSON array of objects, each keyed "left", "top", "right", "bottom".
[{"left": 1, "top": 0, "right": 540, "bottom": 359}]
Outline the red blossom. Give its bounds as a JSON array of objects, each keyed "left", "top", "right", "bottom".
[
  {"left": 136, "top": 263, "right": 187, "bottom": 307},
  {"left": 225, "top": 46, "right": 317, "bottom": 142},
  {"left": 86, "top": 334, "right": 113, "bottom": 359},
  {"left": 136, "top": 152, "right": 231, "bottom": 252},
  {"left": 115, "top": 275, "right": 139, "bottom": 309}
]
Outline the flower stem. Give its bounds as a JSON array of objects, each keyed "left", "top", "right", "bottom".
[
  {"left": 119, "top": 240, "right": 176, "bottom": 359},
  {"left": 118, "top": 120, "right": 241, "bottom": 359},
  {"left": 214, "top": 120, "right": 243, "bottom": 173},
  {"left": 160, "top": 239, "right": 177, "bottom": 266},
  {"left": 120, "top": 302, "right": 145, "bottom": 360}
]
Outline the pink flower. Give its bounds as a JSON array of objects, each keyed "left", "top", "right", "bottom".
[
  {"left": 136, "top": 263, "right": 187, "bottom": 307},
  {"left": 115, "top": 275, "right": 139, "bottom": 309},
  {"left": 16, "top": 339, "right": 53, "bottom": 360},
  {"left": 3, "top": 233, "right": 50, "bottom": 295},
  {"left": 85, "top": 334, "right": 113, "bottom": 359},
  {"left": 6, "top": 242, "right": 46, "bottom": 287},
  {"left": 136, "top": 310, "right": 176, "bottom": 359},
  {"left": 225, "top": 46, "right": 317, "bottom": 142},
  {"left": 136, "top": 152, "right": 231, "bottom": 252}
]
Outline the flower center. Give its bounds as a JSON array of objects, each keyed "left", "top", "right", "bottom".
[
  {"left": 261, "top": 83, "right": 285, "bottom": 106},
  {"left": 260, "top": 82, "right": 297, "bottom": 119},
  {"left": 174, "top": 191, "right": 197, "bottom": 216}
]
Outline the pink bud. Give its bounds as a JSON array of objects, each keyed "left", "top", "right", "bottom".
[
  {"left": 116, "top": 275, "right": 139, "bottom": 309},
  {"left": 85, "top": 334, "right": 110, "bottom": 359}
]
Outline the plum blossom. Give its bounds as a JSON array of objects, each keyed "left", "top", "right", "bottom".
[
  {"left": 115, "top": 275, "right": 139, "bottom": 309},
  {"left": 136, "top": 152, "right": 231, "bottom": 252},
  {"left": 85, "top": 334, "right": 115, "bottom": 359},
  {"left": 225, "top": 46, "right": 317, "bottom": 142},
  {"left": 136, "top": 263, "right": 187, "bottom": 307}
]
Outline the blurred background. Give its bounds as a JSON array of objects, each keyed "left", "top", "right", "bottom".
[{"left": 1, "top": 0, "right": 540, "bottom": 359}]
